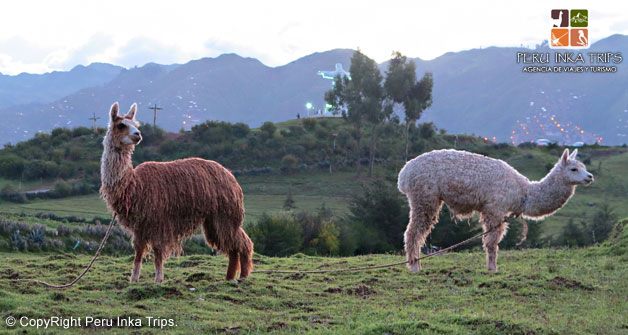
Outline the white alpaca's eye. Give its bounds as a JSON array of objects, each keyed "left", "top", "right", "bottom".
[{"left": 570, "top": 168, "right": 578, "bottom": 172}]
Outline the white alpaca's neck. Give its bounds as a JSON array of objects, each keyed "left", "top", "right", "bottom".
[
  {"left": 523, "top": 167, "right": 575, "bottom": 219},
  {"left": 100, "top": 133, "right": 134, "bottom": 191}
]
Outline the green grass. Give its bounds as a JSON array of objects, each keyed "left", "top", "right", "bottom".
[
  {"left": 0, "top": 178, "right": 55, "bottom": 193},
  {"left": 0, "top": 195, "right": 108, "bottom": 218},
  {"left": 0, "top": 245, "right": 626, "bottom": 334}
]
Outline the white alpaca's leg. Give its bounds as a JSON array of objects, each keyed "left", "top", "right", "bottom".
[
  {"left": 481, "top": 215, "right": 508, "bottom": 272},
  {"left": 404, "top": 195, "right": 442, "bottom": 272}
]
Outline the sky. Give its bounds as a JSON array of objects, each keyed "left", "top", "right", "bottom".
[{"left": 0, "top": 0, "right": 626, "bottom": 75}]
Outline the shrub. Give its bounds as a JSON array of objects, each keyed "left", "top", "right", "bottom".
[
  {"left": 27, "top": 226, "right": 46, "bottom": 250},
  {"left": 311, "top": 221, "right": 340, "bottom": 255},
  {"left": 249, "top": 213, "right": 303, "bottom": 256},
  {"left": 53, "top": 181, "right": 72, "bottom": 197},
  {"left": 10, "top": 230, "right": 27, "bottom": 251},
  {"left": 260, "top": 122, "right": 277, "bottom": 139},
  {"left": 0, "top": 154, "right": 26, "bottom": 178},
  {"left": 56, "top": 225, "right": 74, "bottom": 237},
  {"left": 281, "top": 154, "right": 299, "bottom": 174},
  {"left": 589, "top": 204, "right": 617, "bottom": 244},
  {"left": 347, "top": 180, "right": 409, "bottom": 252},
  {"left": 559, "top": 219, "right": 588, "bottom": 247},
  {"left": 302, "top": 118, "right": 317, "bottom": 131},
  {"left": 418, "top": 122, "right": 436, "bottom": 139}
]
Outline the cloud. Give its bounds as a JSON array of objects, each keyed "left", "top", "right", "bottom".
[
  {"left": 113, "top": 37, "right": 189, "bottom": 67},
  {"left": 204, "top": 38, "right": 272, "bottom": 64},
  {"left": 0, "top": 34, "right": 115, "bottom": 74},
  {"left": 0, "top": 36, "right": 56, "bottom": 63},
  {"left": 59, "top": 33, "right": 115, "bottom": 68}
]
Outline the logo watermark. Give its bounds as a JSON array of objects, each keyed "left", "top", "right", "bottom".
[
  {"left": 550, "top": 9, "right": 588, "bottom": 48},
  {"left": 4, "top": 315, "right": 176, "bottom": 330},
  {"left": 515, "top": 9, "right": 622, "bottom": 73}
]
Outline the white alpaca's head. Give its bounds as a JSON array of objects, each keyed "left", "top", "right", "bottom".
[
  {"left": 106, "top": 102, "right": 142, "bottom": 148},
  {"left": 552, "top": 148, "right": 593, "bottom": 186}
]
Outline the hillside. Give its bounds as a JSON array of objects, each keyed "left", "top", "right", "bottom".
[
  {"left": 0, "top": 118, "right": 625, "bottom": 240},
  {"left": 0, "top": 63, "right": 122, "bottom": 109},
  {"left": 1, "top": 241, "right": 626, "bottom": 334},
  {"left": 0, "top": 35, "right": 626, "bottom": 145}
]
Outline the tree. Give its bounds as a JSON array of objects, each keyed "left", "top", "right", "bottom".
[
  {"left": 325, "top": 49, "right": 390, "bottom": 176},
  {"left": 281, "top": 154, "right": 299, "bottom": 174},
  {"left": 249, "top": 213, "right": 303, "bottom": 256},
  {"left": 384, "top": 52, "right": 433, "bottom": 161},
  {"left": 560, "top": 219, "right": 587, "bottom": 247},
  {"left": 347, "top": 179, "right": 409, "bottom": 251},
  {"left": 260, "top": 121, "right": 277, "bottom": 140},
  {"left": 589, "top": 203, "right": 617, "bottom": 244}
]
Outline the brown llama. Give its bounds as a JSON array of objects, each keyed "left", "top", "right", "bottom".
[{"left": 100, "top": 102, "right": 253, "bottom": 283}]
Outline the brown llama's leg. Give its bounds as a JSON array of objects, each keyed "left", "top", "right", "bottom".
[
  {"left": 226, "top": 251, "right": 240, "bottom": 282},
  {"left": 153, "top": 247, "right": 165, "bottom": 283},
  {"left": 237, "top": 228, "right": 254, "bottom": 280},
  {"left": 404, "top": 194, "right": 442, "bottom": 272},
  {"left": 481, "top": 214, "right": 508, "bottom": 272},
  {"left": 130, "top": 240, "right": 147, "bottom": 283},
  {"left": 201, "top": 217, "right": 219, "bottom": 250}
]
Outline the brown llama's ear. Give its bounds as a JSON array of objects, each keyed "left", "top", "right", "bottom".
[
  {"left": 110, "top": 102, "right": 120, "bottom": 121},
  {"left": 125, "top": 103, "right": 138, "bottom": 120},
  {"left": 560, "top": 148, "right": 570, "bottom": 165}
]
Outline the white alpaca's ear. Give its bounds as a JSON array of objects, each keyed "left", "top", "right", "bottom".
[
  {"left": 110, "top": 102, "right": 120, "bottom": 121},
  {"left": 560, "top": 148, "right": 570, "bottom": 165},
  {"left": 126, "top": 103, "right": 138, "bottom": 120},
  {"left": 569, "top": 148, "right": 578, "bottom": 159}
]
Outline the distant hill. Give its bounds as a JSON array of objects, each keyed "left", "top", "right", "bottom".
[
  {"left": 0, "top": 63, "right": 123, "bottom": 109},
  {"left": 0, "top": 35, "right": 626, "bottom": 145},
  {"left": 417, "top": 35, "right": 628, "bottom": 146}
]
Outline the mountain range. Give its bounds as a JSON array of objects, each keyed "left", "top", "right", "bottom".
[{"left": 0, "top": 34, "right": 626, "bottom": 145}]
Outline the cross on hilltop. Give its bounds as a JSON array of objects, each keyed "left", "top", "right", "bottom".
[
  {"left": 148, "top": 104, "right": 163, "bottom": 129},
  {"left": 88, "top": 112, "right": 100, "bottom": 131}
]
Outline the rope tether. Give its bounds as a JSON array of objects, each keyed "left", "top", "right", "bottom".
[
  {"left": 13, "top": 214, "right": 117, "bottom": 289},
  {"left": 13, "top": 219, "right": 498, "bottom": 286},
  {"left": 256, "top": 228, "right": 493, "bottom": 274}
]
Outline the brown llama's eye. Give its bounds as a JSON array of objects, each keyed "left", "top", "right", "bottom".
[{"left": 116, "top": 123, "right": 127, "bottom": 130}]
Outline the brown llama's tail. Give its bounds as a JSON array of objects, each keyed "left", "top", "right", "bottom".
[{"left": 237, "top": 227, "right": 254, "bottom": 279}]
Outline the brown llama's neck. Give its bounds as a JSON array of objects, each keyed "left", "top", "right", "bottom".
[
  {"left": 523, "top": 167, "right": 575, "bottom": 219},
  {"left": 100, "top": 133, "right": 135, "bottom": 193}
]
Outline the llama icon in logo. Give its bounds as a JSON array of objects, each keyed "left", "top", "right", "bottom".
[{"left": 551, "top": 9, "right": 569, "bottom": 27}]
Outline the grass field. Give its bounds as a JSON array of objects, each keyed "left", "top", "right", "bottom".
[{"left": 1, "top": 243, "right": 626, "bottom": 334}]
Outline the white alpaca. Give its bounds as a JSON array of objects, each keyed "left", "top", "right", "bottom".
[{"left": 398, "top": 148, "right": 593, "bottom": 272}]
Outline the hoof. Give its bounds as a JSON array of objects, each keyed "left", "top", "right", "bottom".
[
  {"left": 228, "top": 279, "right": 239, "bottom": 286},
  {"left": 407, "top": 261, "right": 421, "bottom": 273},
  {"left": 154, "top": 276, "right": 164, "bottom": 284},
  {"left": 130, "top": 275, "right": 139, "bottom": 283},
  {"left": 487, "top": 266, "right": 498, "bottom": 273}
]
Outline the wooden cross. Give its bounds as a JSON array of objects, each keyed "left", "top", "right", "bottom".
[
  {"left": 148, "top": 104, "right": 163, "bottom": 129},
  {"left": 88, "top": 112, "right": 101, "bottom": 131}
]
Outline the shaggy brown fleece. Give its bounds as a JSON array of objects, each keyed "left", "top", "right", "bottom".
[{"left": 100, "top": 102, "right": 253, "bottom": 283}]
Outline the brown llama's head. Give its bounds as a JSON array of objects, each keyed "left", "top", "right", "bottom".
[{"left": 106, "top": 102, "right": 142, "bottom": 148}]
